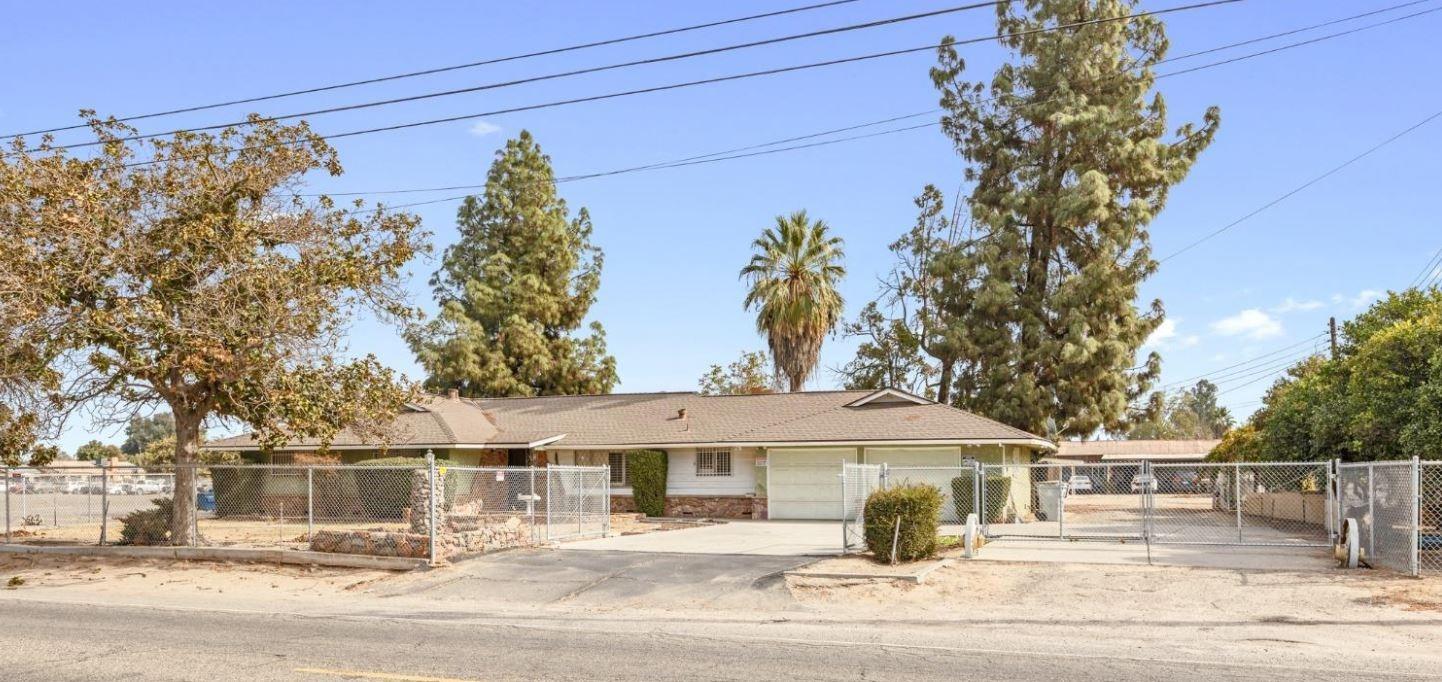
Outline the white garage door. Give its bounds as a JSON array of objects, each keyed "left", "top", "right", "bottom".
[{"left": 767, "top": 448, "right": 856, "bottom": 520}]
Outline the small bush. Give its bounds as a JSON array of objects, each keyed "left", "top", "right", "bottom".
[
  {"left": 864, "top": 483, "right": 943, "bottom": 562},
  {"left": 626, "top": 450, "right": 668, "bottom": 517},
  {"left": 120, "top": 497, "right": 173, "bottom": 545},
  {"left": 950, "top": 474, "right": 1012, "bottom": 523}
]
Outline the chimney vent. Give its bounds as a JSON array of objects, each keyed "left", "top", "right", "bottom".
[
  {"left": 677, "top": 408, "right": 688, "bottom": 420},
  {"left": 447, "top": 388, "right": 460, "bottom": 401}
]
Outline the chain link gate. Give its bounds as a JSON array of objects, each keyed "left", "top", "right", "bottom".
[
  {"left": 841, "top": 463, "right": 883, "bottom": 551},
  {"left": 978, "top": 460, "right": 1334, "bottom": 547}
]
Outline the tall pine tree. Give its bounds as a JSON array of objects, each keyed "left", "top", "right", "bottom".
[
  {"left": 409, "top": 131, "right": 617, "bottom": 396},
  {"left": 931, "top": 0, "right": 1220, "bottom": 437}
]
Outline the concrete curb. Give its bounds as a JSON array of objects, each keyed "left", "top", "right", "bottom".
[
  {"left": 784, "top": 559, "right": 951, "bottom": 584},
  {"left": 0, "top": 544, "right": 427, "bottom": 571}
]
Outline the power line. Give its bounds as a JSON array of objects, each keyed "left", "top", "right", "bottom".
[
  {"left": 112, "top": 0, "right": 1242, "bottom": 169},
  {"left": 1158, "top": 102, "right": 1442, "bottom": 262},
  {"left": 1153, "top": 333, "right": 1326, "bottom": 391},
  {"left": 1408, "top": 245, "right": 1442, "bottom": 289},
  {"left": 1, "top": 0, "right": 870, "bottom": 139},
  {"left": 303, "top": 4, "right": 1428, "bottom": 202},
  {"left": 1157, "top": 0, "right": 1436, "bottom": 65},
  {"left": 38, "top": 1, "right": 1012, "bottom": 153}
]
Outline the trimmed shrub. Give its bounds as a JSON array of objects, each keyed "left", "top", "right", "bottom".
[
  {"left": 864, "top": 483, "right": 942, "bottom": 563},
  {"left": 950, "top": 474, "right": 1012, "bottom": 523},
  {"left": 119, "top": 497, "right": 173, "bottom": 545},
  {"left": 626, "top": 450, "right": 668, "bottom": 517}
]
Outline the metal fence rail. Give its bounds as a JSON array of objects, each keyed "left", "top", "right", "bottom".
[{"left": 3, "top": 460, "right": 610, "bottom": 564}]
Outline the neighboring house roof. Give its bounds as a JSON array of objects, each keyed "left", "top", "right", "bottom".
[
  {"left": 204, "top": 388, "right": 1053, "bottom": 452},
  {"left": 1054, "top": 439, "right": 1220, "bottom": 461}
]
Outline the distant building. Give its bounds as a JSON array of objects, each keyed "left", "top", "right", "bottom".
[{"left": 1053, "top": 439, "right": 1220, "bottom": 464}]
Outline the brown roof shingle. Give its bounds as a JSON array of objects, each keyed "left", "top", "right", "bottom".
[{"left": 205, "top": 389, "right": 1050, "bottom": 451}]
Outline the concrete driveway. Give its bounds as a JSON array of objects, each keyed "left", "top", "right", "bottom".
[
  {"left": 564, "top": 520, "right": 843, "bottom": 556},
  {"left": 381, "top": 548, "right": 811, "bottom": 611}
]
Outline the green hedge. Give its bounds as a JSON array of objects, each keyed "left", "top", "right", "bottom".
[
  {"left": 626, "top": 450, "right": 668, "bottom": 517},
  {"left": 950, "top": 474, "right": 1011, "bottom": 523},
  {"left": 864, "top": 483, "right": 942, "bottom": 562}
]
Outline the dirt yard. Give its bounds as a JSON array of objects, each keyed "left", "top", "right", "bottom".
[{"left": 788, "top": 554, "right": 1442, "bottom": 621}]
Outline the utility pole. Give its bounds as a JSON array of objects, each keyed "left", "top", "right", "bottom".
[{"left": 1328, "top": 317, "right": 1338, "bottom": 360}]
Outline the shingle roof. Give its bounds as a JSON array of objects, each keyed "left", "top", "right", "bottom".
[{"left": 205, "top": 389, "right": 1051, "bottom": 451}]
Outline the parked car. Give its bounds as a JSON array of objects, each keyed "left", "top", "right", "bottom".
[
  {"left": 1067, "top": 475, "right": 1093, "bottom": 493},
  {"left": 135, "top": 479, "right": 168, "bottom": 495},
  {"left": 1130, "top": 473, "right": 1157, "bottom": 493}
]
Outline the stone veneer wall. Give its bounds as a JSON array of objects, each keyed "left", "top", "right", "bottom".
[
  {"left": 611, "top": 494, "right": 763, "bottom": 519},
  {"left": 310, "top": 468, "right": 535, "bottom": 561}
]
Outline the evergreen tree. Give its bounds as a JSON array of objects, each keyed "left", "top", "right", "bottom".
[
  {"left": 409, "top": 132, "right": 617, "bottom": 397},
  {"left": 929, "top": 0, "right": 1220, "bottom": 436},
  {"left": 121, "top": 413, "right": 175, "bottom": 456}
]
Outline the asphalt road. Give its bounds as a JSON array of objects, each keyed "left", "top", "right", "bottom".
[{"left": 1, "top": 599, "right": 1434, "bottom": 682}]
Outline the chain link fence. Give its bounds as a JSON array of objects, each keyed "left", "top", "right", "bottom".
[
  {"left": 1422, "top": 462, "right": 1441, "bottom": 574},
  {"left": 1338, "top": 460, "right": 1422, "bottom": 575},
  {"left": 3, "top": 461, "right": 609, "bottom": 564},
  {"left": 841, "top": 463, "right": 883, "bottom": 551}
]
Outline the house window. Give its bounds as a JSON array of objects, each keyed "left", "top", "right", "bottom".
[
  {"left": 608, "top": 452, "right": 628, "bottom": 486},
  {"left": 696, "top": 448, "right": 732, "bottom": 477}
]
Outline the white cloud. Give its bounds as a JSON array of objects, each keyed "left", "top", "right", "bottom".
[
  {"left": 1211, "top": 309, "right": 1284, "bottom": 341},
  {"left": 1272, "top": 297, "right": 1323, "bottom": 314},
  {"left": 1331, "top": 289, "right": 1382, "bottom": 310},
  {"left": 467, "top": 120, "right": 502, "bottom": 137},
  {"left": 1144, "top": 319, "right": 1200, "bottom": 350}
]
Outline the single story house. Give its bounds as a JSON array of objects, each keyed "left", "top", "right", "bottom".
[{"left": 204, "top": 388, "right": 1053, "bottom": 520}]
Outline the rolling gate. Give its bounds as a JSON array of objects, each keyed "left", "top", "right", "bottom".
[{"left": 844, "top": 460, "right": 1336, "bottom": 552}]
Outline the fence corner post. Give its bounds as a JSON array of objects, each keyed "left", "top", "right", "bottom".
[
  {"left": 425, "top": 449, "right": 438, "bottom": 566},
  {"left": 3, "top": 465, "right": 9, "bottom": 544},
  {"left": 99, "top": 461, "right": 110, "bottom": 546}
]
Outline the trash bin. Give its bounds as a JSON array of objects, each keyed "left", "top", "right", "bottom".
[
  {"left": 1036, "top": 481, "right": 1067, "bottom": 521},
  {"left": 196, "top": 490, "right": 216, "bottom": 512}
]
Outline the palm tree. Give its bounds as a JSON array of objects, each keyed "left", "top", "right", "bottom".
[{"left": 740, "top": 210, "right": 846, "bottom": 392}]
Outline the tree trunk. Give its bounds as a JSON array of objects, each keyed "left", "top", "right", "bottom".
[
  {"left": 788, "top": 374, "right": 803, "bottom": 392},
  {"left": 937, "top": 361, "right": 954, "bottom": 405},
  {"left": 169, "top": 410, "right": 202, "bottom": 545}
]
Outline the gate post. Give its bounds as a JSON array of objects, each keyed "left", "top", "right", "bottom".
[
  {"left": 1367, "top": 462, "right": 1376, "bottom": 560},
  {"left": 1140, "top": 461, "right": 1152, "bottom": 541},
  {"left": 1234, "top": 462, "right": 1244, "bottom": 543},
  {"left": 100, "top": 462, "right": 109, "bottom": 546},
  {"left": 425, "top": 450, "right": 438, "bottom": 566},
  {"left": 3, "top": 465, "right": 9, "bottom": 544},
  {"left": 1327, "top": 459, "right": 1339, "bottom": 544},
  {"left": 1412, "top": 456, "right": 1422, "bottom": 577},
  {"left": 971, "top": 460, "right": 982, "bottom": 526},
  {"left": 306, "top": 466, "right": 314, "bottom": 542}
]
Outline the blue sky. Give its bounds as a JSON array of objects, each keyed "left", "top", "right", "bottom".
[{"left": 5, "top": 1, "right": 1440, "bottom": 451}]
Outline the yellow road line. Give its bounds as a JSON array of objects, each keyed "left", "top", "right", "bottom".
[{"left": 293, "top": 667, "right": 478, "bottom": 682}]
